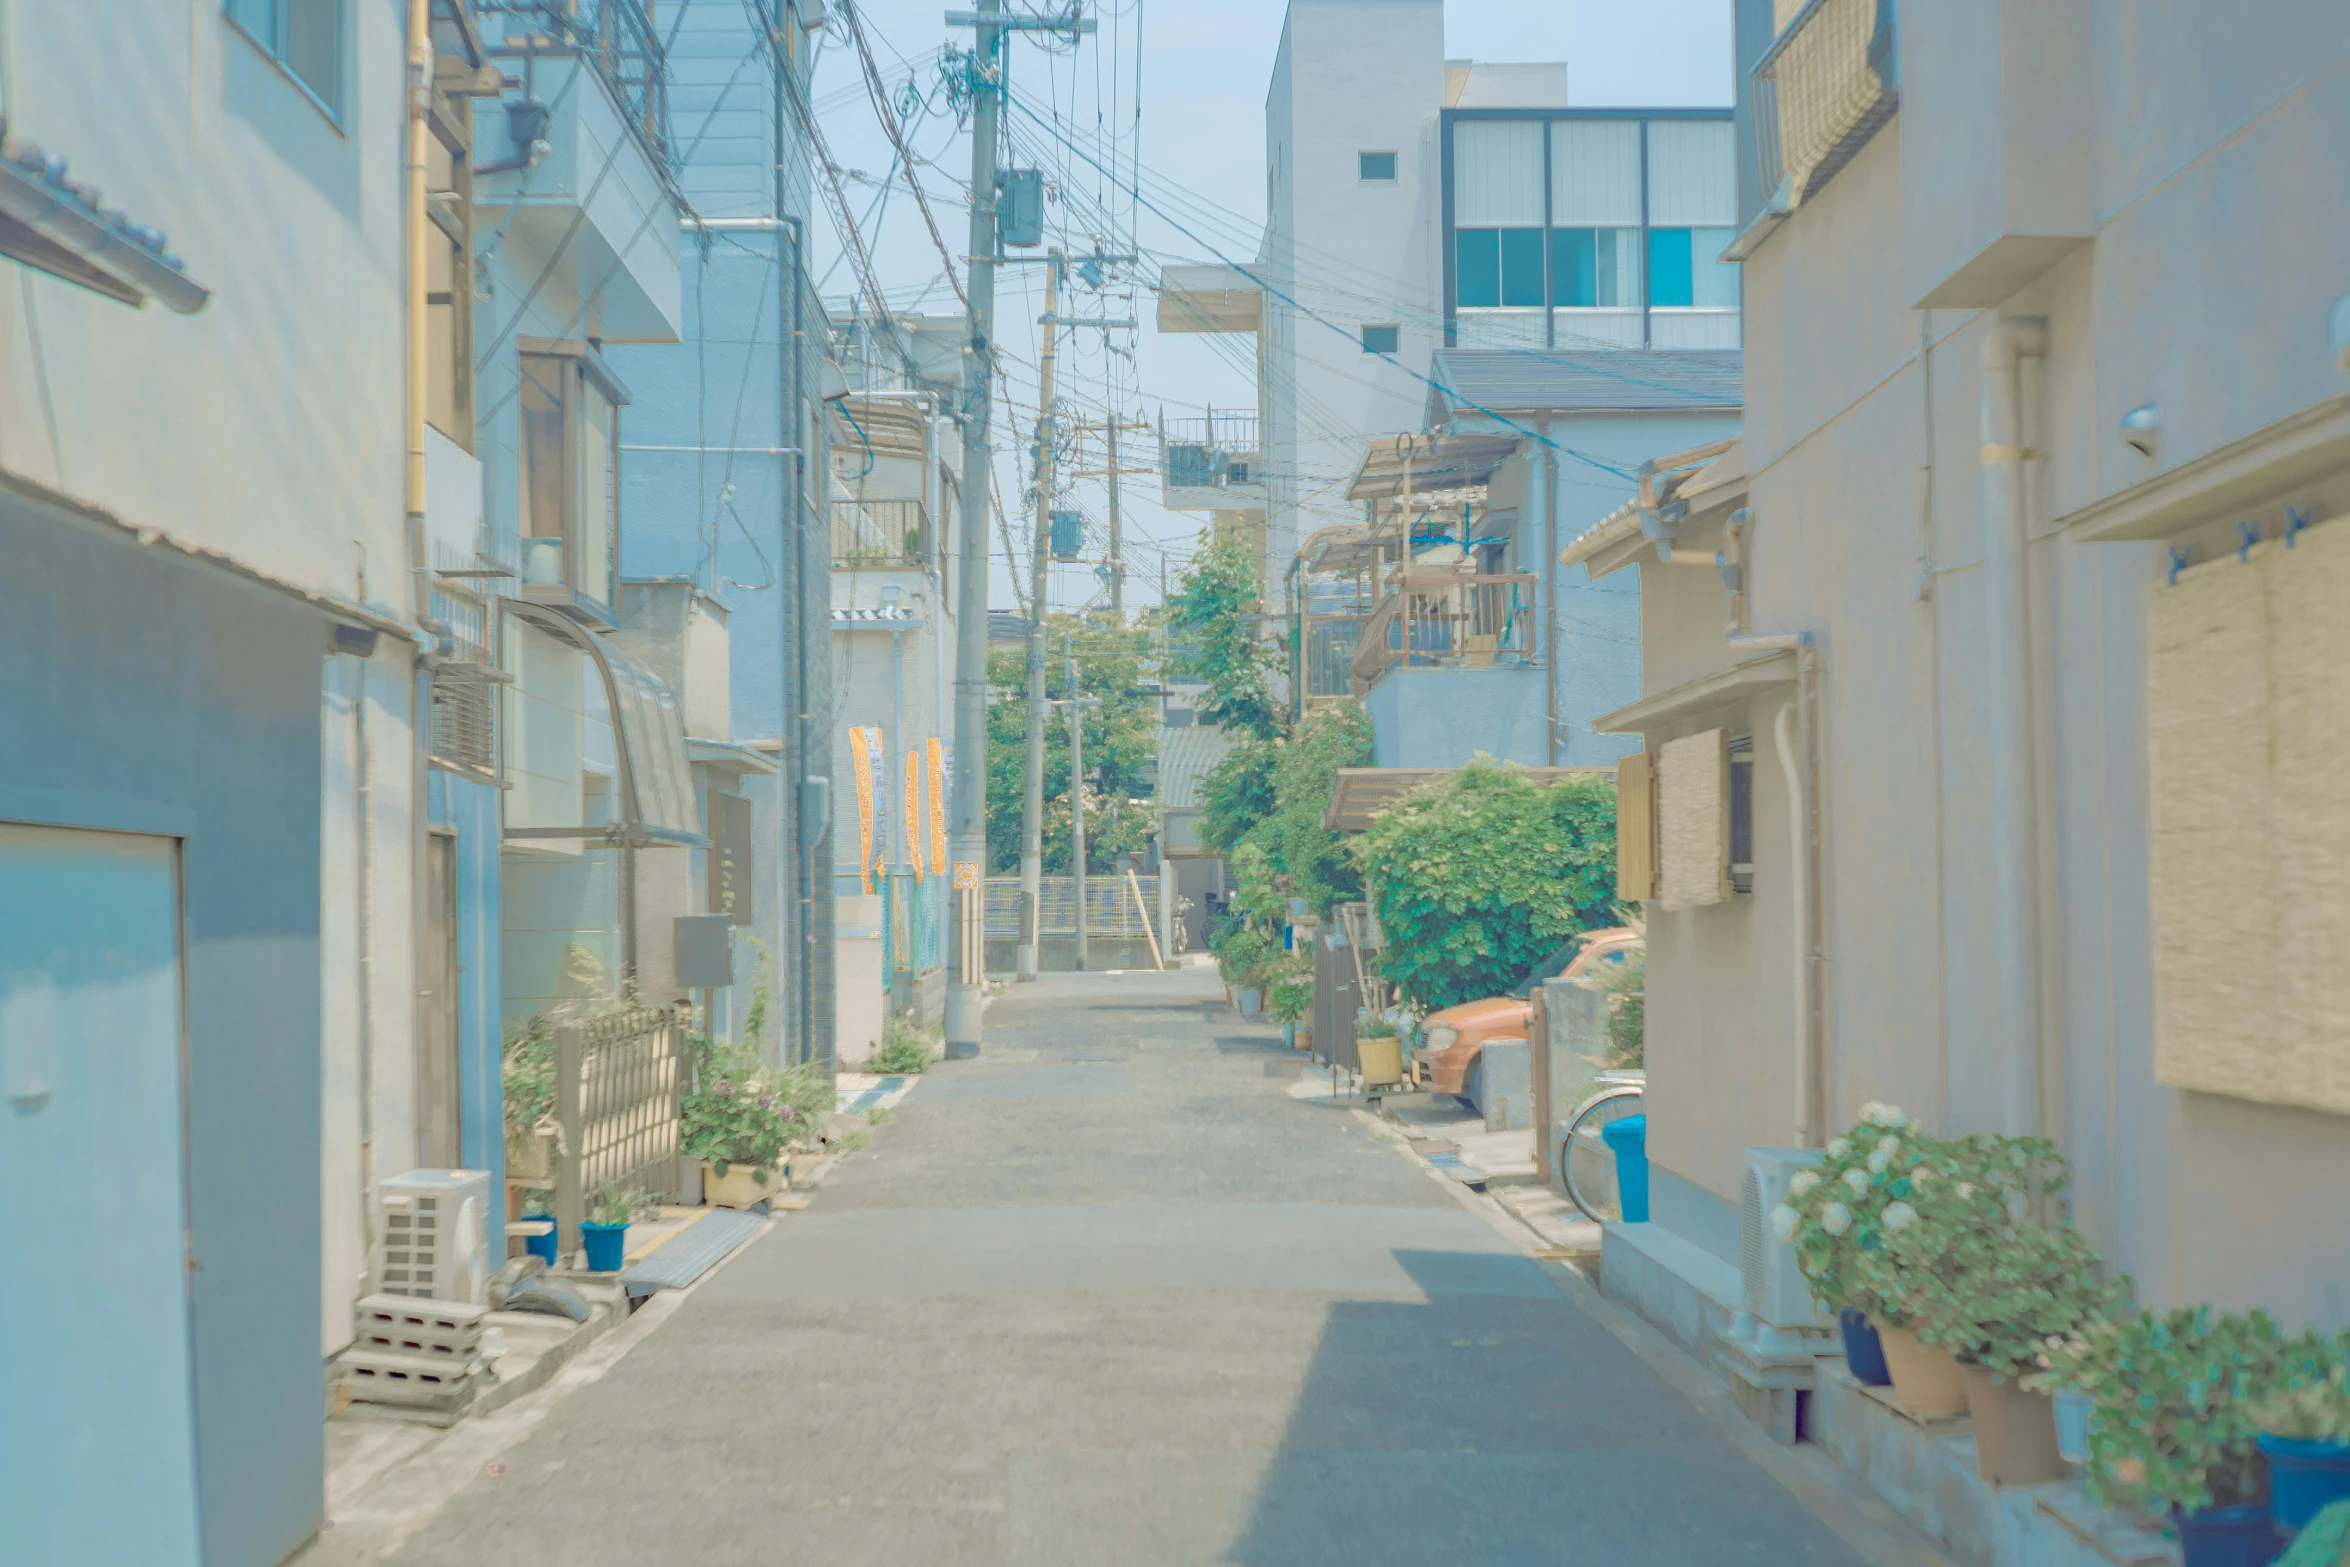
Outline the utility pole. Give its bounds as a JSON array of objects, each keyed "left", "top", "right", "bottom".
[
  {"left": 1107, "top": 417, "right": 1123, "bottom": 617},
  {"left": 1066, "top": 628, "right": 1088, "bottom": 971},
  {"left": 1016, "top": 250, "right": 1063, "bottom": 982},
  {"left": 945, "top": 0, "right": 1006, "bottom": 1056}
]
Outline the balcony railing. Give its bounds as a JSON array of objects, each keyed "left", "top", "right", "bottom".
[
  {"left": 1350, "top": 573, "right": 1541, "bottom": 687},
  {"left": 477, "top": 0, "right": 673, "bottom": 176},
  {"left": 831, "top": 498, "right": 929, "bottom": 569},
  {"left": 1300, "top": 613, "right": 1362, "bottom": 703},
  {"left": 1752, "top": 0, "right": 1898, "bottom": 209}
]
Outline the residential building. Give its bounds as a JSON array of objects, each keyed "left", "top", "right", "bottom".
[
  {"left": 0, "top": 4, "right": 423, "bottom": 1561},
  {"left": 1577, "top": 1, "right": 2350, "bottom": 1554},
  {"left": 1304, "top": 349, "right": 1741, "bottom": 770}
]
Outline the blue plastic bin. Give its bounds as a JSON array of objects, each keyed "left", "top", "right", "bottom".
[{"left": 1600, "top": 1113, "right": 1650, "bottom": 1223}]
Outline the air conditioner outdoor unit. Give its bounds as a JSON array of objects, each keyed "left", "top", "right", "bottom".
[
  {"left": 1741, "top": 1147, "right": 1832, "bottom": 1333},
  {"left": 374, "top": 1169, "right": 492, "bottom": 1305}
]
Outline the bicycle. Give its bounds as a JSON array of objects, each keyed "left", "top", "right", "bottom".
[{"left": 1558, "top": 1071, "right": 1646, "bottom": 1223}]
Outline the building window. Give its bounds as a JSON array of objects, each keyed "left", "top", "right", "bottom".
[
  {"left": 1728, "top": 734, "right": 1755, "bottom": 895},
  {"left": 1358, "top": 151, "right": 1398, "bottom": 182},
  {"left": 1647, "top": 227, "right": 1742, "bottom": 308},
  {"left": 1454, "top": 229, "right": 1544, "bottom": 309},
  {"left": 225, "top": 0, "right": 340, "bottom": 112},
  {"left": 424, "top": 95, "right": 474, "bottom": 450},
  {"left": 518, "top": 341, "right": 626, "bottom": 618},
  {"left": 1551, "top": 227, "right": 1641, "bottom": 308},
  {"left": 1360, "top": 324, "right": 1400, "bottom": 355}
]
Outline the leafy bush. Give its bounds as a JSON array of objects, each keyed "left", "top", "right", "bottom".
[
  {"left": 1777, "top": 1103, "right": 1930, "bottom": 1325},
  {"left": 2032, "top": 1306, "right": 2294, "bottom": 1512},
  {"left": 2278, "top": 1499, "right": 2350, "bottom": 1567},
  {"left": 1253, "top": 701, "right": 1373, "bottom": 915},
  {"left": 501, "top": 1013, "right": 557, "bottom": 1148},
  {"left": 1595, "top": 948, "right": 1645, "bottom": 1068},
  {"left": 1199, "top": 735, "right": 1279, "bottom": 858},
  {"left": 681, "top": 1039, "right": 831, "bottom": 1181},
  {"left": 867, "top": 1014, "right": 935, "bottom": 1075},
  {"left": 2255, "top": 1334, "right": 2350, "bottom": 1442},
  {"left": 1352, "top": 763, "right": 1617, "bottom": 1011}
]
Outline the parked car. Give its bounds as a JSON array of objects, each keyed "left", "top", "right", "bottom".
[{"left": 1414, "top": 928, "right": 1644, "bottom": 1098}]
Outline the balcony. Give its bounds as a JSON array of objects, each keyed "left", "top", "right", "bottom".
[
  {"left": 473, "top": 0, "right": 682, "bottom": 343},
  {"left": 1159, "top": 413, "right": 1266, "bottom": 513},
  {"left": 1751, "top": 0, "right": 1899, "bottom": 211},
  {"left": 1350, "top": 572, "right": 1541, "bottom": 689},
  {"left": 831, "top": 498, "right": 930, "bottom": 570}
]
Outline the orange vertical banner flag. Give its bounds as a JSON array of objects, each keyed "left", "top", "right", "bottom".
[
  {"left": 850, "top": 726, "right": 876, "bottom": 894},
  {"left": 904, "top": 748, "right": 925, "bottom": 879},
  {"left": 927, "top": 737, "right": 947, "bottom": 879}
]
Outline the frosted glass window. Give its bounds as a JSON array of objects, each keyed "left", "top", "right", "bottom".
[
  {"left": 1453, "top": 120, "right": 1544, "bottom": 227},
  {"left": 1549, "top": 120, "right": 1642, "bottom": 227},
  {"left": 1646, "top": 120, "right": 1737, "bottom": 226}
]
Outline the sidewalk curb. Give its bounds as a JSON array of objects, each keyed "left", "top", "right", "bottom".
[{"left": 1353, "top": 1107, "right": 1963, "bottom": 1567}]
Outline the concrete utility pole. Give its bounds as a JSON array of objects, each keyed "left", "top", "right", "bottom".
[
  {"left": 1016, "top": 250, "right": 1063, "bottom": 981},
  {"left": 1106, "top": 417, "right": 1123, "bottom": 617},
  {"left": 1066, "top": 629, "right": 1088, "bottom": 971},
  {"left": 945, "top": 0, "right": 1006, "bottom": 1056}
]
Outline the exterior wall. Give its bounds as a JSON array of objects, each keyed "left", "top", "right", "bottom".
[
  {"left": 0, "top": 492, "right": 329, "bottom": 1567},
  {"left": 1365, "top": 667, "right": 1549, "bottom": 767},
  {"left": 1263, "top": 0, "right": 1449, "bottom": 597},
  {"left": 1652, "top": 3, "right": 2350, "bottom": 1326}
]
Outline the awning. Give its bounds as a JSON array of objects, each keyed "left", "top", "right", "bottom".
[
  {"left": 1323, "top": 765, "right": 1614, "bottom": 832},
  {"left": 1346, "top": 432, "right": 1521, "bottom": 501},
  {"left": 0, "top": 142, "right": 209, "bottom": 313},
  {"left": 1297, "top": 522, "right": 1380, "bottom": 577},
  {"left": 504, "top": 602, "right": 706, "bottom": 848},
  {"left": 686, "top": 738, "right": 780, "bottom": 777},
  {"left": 1591, "top": 651, "right": 1795, "bottom": 735}
]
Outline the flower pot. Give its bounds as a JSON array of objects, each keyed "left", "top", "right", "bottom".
[
  {"left": 1296, "top": 1027, "right": 1315, "bottom": 1057},
  {"left": 2258, "top": 1434, "right": 2350, "bottom": 1534},
  {"left": 702, "top": 1159, "right": 783, "bottom": 1211},
  {"left": 2053, "top": 1390, "right": 2094, "bottom": 1464},
  {"left": 1877, "top": 1325, "right": 1969, "bottom": 1418},
  {"left": 1239, "top": 987, "right": 1263, "bottom": 1016},
  {"left": 1962, "top": 1366, "right": 2066, "bottom": 1486},
  {"left": 2171, "top": 1504, "right": 2283, "bottom": 1567},
  {"left": 523, "top": 1220, "right": 558, "bottom": 1264},
  {"left": 1358, "top": 1034, "right": 1404, "bottom": 1088},
  {"left": 1839, "top": 1309, "right": 1893, "bottom": 1387},
  {"left": 579, "top": 1220, "right": 628, "bottom": 1273}
]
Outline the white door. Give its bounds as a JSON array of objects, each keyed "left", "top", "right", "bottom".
[{"left": 0, "top": 824, "right": 202, "bottom": 1566}]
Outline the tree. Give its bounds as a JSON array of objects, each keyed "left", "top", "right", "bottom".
[
  {"left": 1165, "top": 525, "right": 1283, "bottom": 739},
  {"left": 1254, "top": 700, "right": 1373, "bottom": 915},
  {"left": 1351, "top": 763, "right": 1618, "bottom": 1012},
  {"left": 984, "top": 611, "right": 1160, "bottom": 874}
]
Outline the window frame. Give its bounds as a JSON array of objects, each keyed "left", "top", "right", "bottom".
[
  {"left": 1357, "top": 150, "right": 1399, "bottom": 183},
  {"left": 223, "top": 0, "right": 343, "bottom": 120},
  {"left": 516, "top": 339, "right": 629, "bottom": 627},
  {"left": 1359, "top": 324, "right": 1400, "bottom": 356},
  {"left": 424, "top": 94, "right": 476, "bottom": 451}
]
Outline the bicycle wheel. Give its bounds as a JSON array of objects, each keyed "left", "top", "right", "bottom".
[{"left": 1560, "top": 1085, "right": 1645, "bottom": 1223}]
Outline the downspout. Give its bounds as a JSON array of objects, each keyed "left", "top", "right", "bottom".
[
  {"left": 1978, "top": 318, "right": 2047, "bottom": 1136},
  {"left": 1534, "top": 422, "right": 1555, "bottom": 764},
  {"left": 403, "top": 0, "right": 431, "bottom": 1187},
  {"left": 1773, "top": 696, "right": 1807, "bottom": 1146}
]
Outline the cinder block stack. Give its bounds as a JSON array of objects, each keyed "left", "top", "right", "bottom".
[{"left": 332, "top": 1295, "right": 488, "bottom": 1424}]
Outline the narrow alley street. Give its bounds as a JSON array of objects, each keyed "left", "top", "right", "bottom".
[{"left": 330, "top": 970, "right": 1898, "bottom": 1567}]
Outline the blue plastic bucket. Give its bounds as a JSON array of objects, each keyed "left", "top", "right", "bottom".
[
  {"left": 2171, "top": 1504, "right": 2282, "bottom": 1567},
  {"left": 580, "top": 1221, "right": 628, "bottom": 1273},
  {"left": 2258, "top": 1434, "right": 2350, "bottom": 1534},
  {"left": 1840, "top": 1309, "right": 1893, "bottom": 1386},
  {"left": 2053, "top": 1390, "right": 2094, "bottom": 1464},
  {"left": 523, "top": 1221, "right": 558, "bottom": 1265},
  {"left": 1599, "top": 1114, "right": 1650, "bottom": 1223}
]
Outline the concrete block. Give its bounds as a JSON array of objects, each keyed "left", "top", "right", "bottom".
[
  {"left": 1469, "top": 1037, "right": 1533, "bottom": 1131},
  {"left": 353, "top": 1295, "right": 485, "bottom": 1362},
  {"left": 1599, "top": 1220, "right": 1741, "bottom": 1363}
]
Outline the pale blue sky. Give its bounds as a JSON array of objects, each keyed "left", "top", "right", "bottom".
[{"left": 804, "top": 0, "right": 1735, "bottom": 605}]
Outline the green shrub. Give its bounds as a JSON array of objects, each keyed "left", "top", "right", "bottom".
[
  {"left": 1595, "top": 948, "right": 1645, "bottom": 1068},
  {"left": 681, "top": 1039, "right": 831, "bottom": 1181},
  {"left": 867, "top": 1013, "right": 935, "bottom": 1075},
  {"left": 1352, "top": 763, "right": 1617, "bottom": 1011}
]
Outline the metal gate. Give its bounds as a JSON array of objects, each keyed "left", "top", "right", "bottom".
[{"left": 552, "top": 1004, "right": 688, "bottom": 1253}]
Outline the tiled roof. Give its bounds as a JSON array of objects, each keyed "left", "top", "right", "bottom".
[{"left": 1427, "top": 349, "right": 1742, "bottom": 421}]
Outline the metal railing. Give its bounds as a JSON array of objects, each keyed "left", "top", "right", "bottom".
[
  {"left": 1752, "top": 0, "right": 1899, "bottom": 208},
  {"left": 1162, "top": 413, "right": 1257, "bottom": 448},
  {"left": 985, "top": 875, "right": 1162, "bottom": 940},
  {"left": 477, "top": 0, "right": 673, "bottom": 176},
  {"left": 831, "top": 498, "right": 928, "bottom": 568},
  {"left": 1350, "top": 573, "right": 1541, "bottom": 686},
  {"left": 552, "top": 1004, "right": 688, "bottom": 1257},
  {"left": 1300, "top": 612, "right": 1363, "bottom": 702}
]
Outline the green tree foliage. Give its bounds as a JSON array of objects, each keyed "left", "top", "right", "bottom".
[
  {"left": 984, "top": 611, "right": 1160, "bottom": 874},
  {"left": 1352, "top": 763, "right": 1618, "bottom": 1011},
  {"left": 1197, "top": 734, "right": 1278, "bottom": 857},
  {"left": 1256, "top": 701, "right": 1373, "bottom": 915},
  {"left": 1165, "top": 526, "right": 1282, "bottom": 738}
]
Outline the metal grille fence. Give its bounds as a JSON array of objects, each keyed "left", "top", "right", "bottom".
[
  {"left": 1752, "top": 0, "right": 1899, "bottom": 207},
  {"left": 985, "top": 875, "right": 1161, "bottom": 939},
  {"left": 830, "top": 498, "right": 928, "bottom": 567},
  {"left": 553, "top": 1005, "right": 687, "bottom": 1256}
]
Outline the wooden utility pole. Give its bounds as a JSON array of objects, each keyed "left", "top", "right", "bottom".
[{"left": 1016, "top": 252, "right": 1062, "bottom": 981}]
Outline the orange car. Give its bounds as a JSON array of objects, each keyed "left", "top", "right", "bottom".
[{"left": 1414, "top": 928, "right": 1642, "bottom": 1096}]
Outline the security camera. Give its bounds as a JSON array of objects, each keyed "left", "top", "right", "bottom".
[{"left": 2120, "top": 403, "right": 2161, "bottom": 460}]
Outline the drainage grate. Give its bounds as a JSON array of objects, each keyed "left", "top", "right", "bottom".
[{"left": 621, "top": 1209, "right": 766, "bottom": 1292}]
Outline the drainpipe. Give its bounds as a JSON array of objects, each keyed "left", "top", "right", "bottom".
[
  {"left": 403, "top": 0, "right": 432, "bottom": 1186},
  {"left": 1979, "top": 319, "right": 2047, "bottom": 1136},
  {"left": 1532, "top": 422, "right": 1556, "bottom": 764}
]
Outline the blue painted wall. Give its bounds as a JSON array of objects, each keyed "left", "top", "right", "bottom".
[
  {"left": 1366, "top": 667, "right": 1550, "bottom": 768},
  {"left": 0, "top": 491, "right": 326, "bottom": 1567},
  {"left": 428, "top": 771, "right": 505, "bottom": 1191}
]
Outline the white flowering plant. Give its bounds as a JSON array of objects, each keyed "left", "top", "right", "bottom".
[
  {"left": 1774, "top": 1102, "right": 1935, "bottom": 1325},
  {"left": 1880, "top": 1133, "right": 2129, "bottom": 1380}
]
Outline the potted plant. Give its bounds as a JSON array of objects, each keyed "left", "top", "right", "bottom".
[
  {"left": 2256, "top": 1333, "right": 2350, "bottom": 1536},
  {"left": 1887, "top": 1133, "right": 2129, "bottom": 1485},
  {"left": 580, "top": 1181, "right": 645, "bottom": 1273},
  {"left": 501, "top": 1015, "right": 560, "bottom": 1184},
  {"left": 681, "top": 1041, "right": 827, "bottom": 1210},
  {"left": 2036, "top": 1307, "right": 2291, "bottom": 1567},
  {"left": 1776, "top": 1103, "right": 1938, "bottom": 1403}
]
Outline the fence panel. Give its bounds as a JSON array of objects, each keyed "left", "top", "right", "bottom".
[
  {"left": 553, "top": 1005, "right": 688, "bottom": 1255},
  {"left": 986, "top": 875, "right": 1160, "bottom": 938}
]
